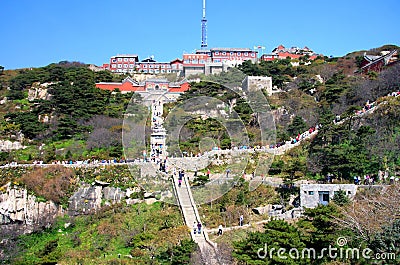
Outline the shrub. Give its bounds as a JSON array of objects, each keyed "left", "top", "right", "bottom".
[{"left": 22, "top": 166, "right": 74, "bottom": 205}]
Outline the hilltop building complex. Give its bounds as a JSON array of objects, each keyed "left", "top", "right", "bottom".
[
  {"left": 99, "top": 44, "right": 322, "bottom": 77},
  {"left": 102, "top": 55, "right": 183, "bottom": 75}
]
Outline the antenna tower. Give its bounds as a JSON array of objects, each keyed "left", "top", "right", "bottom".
[{"left": 201, "top": 0, "right": 208, "bottom": 48}]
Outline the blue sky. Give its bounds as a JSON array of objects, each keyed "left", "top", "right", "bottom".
[{"left": 1, "top": 0, "right": 399, "bottom": 69}]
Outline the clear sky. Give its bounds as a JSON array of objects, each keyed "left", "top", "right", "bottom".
[{"left": 1, "top": 0, "right": 399, "bottom": 69}]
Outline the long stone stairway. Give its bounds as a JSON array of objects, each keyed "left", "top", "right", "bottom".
[
  {"left": 149, "top": 99, "right": 219, "bottom": 264},
  {"left": 172, "top": 174, "right": 219, "bottom": 264}
]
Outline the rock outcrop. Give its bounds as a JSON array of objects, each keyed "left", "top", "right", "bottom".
[
  {"left": 0, "top": 140, "right": 25, "bottom": 151},
  {"left": 0, "top": 182, "right": 143, "bottom": 234},
  {"left": 0, "top": 183, "right": 63, "bottom": 232},
  {"left": 67, "top": 183, "right": 136, "bottom": 216},
  {"left": 28, "top": 82, "right": 53, "bottom": 101}
]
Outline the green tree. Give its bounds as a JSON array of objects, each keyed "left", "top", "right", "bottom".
[
  {"left": 233, "top": 220, "right": 309, "bottom": 264},
  {"left": 297, "top": 204, "right": 343, "bottom": 255},
  {"left": 369, "top": 219, "right": 400, "bottom": 263},
  {"left": 157, "top": 239, "right": 197, "bottom": 264},
  {"left": 332, "top": 189, "right": 350, "bottom": 206},
  {"left": 44, "top": 145, "right": 56, "bottom": 163},
  {"left": 287, "top": 115, "right": 307, "bottom": 136}
]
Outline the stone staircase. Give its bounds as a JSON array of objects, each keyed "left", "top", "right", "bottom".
[
  {"left": 149, "top": 98, "right": 220, "bottom": 264},
  {"left": 172, "top": 174, "right": 219, "bottom": 264}
]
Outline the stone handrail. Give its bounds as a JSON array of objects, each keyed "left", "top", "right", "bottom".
[{"left": 183, "top": 176, "right": 218, "bottom": 250}]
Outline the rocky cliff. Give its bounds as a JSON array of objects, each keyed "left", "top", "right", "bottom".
[
  {"left": 0, "top": 183, "right": 63, "bottom": 234},
  {"left": 0, "top": 182, "right": 146, "bottom": 234}
]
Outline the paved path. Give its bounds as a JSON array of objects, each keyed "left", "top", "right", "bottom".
[
  {"left": 172, "top": 175, "right": 219, "bottom": 264},
  {"left": 149, "top": 99, "right": 219, "bottom": 264}
]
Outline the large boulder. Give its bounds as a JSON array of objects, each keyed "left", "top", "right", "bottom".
[{"left": 252, "top": 205, "right": 272, "bottom": 215}]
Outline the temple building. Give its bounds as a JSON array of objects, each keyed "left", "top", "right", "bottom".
[
  {"left": 260, "top": 44, "right": 320, "bottom": 61},
  {"left": 95, "top": 77, "right": 190, "bottom": 104}
]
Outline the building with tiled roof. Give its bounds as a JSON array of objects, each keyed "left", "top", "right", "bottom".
[
  {"left": 95, "top": 77, "right": 190, "bottom": 94},
  {"left": 103, "top": 54, "right": 183, "bottom": 75},
  {"left": 360, "top": 50, "right": 398, "bottom": 74},
  {"left": 183, "top": 48, "right": 258, "bottom": 76},
  {"left": 261, "top": 44, "right": 320, "bottom": 62}
]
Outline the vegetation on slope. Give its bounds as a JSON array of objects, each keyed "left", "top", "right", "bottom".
[
  {"left": 0, "top": 62, "right": 147, "bottom": 163},
  {"left": 8, "top": 202, "right": 195, "bottom": 265}
]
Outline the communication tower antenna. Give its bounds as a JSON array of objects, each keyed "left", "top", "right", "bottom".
[{"left": 201, "top": 0, "right": 208, "bottom": 48}]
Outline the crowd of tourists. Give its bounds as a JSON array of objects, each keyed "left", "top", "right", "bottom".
[
  {"left": 355, "top": 90, "right": 400, "bottom": 115},
  {"left": 269, "top": 125, "right": 319, "bottom": 149},
  {"left": 353, "top": 170, "right": 399, "bottom": 185}
]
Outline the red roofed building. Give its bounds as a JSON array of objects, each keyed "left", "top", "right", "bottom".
[
  {"left": 96, "top": 77, "right": 190, "bottom": 94},
  {"left": 261, "top": 45, "right": 320, "bottom": 61},
  {"left": 360, "top": 50, "right": 398, "bottom": 74}
]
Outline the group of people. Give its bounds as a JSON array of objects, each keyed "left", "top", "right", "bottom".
[
  {"left": 268, "top": 125, "right": 320, "bottom": 149},
  {"left": 355, "top": 100, "right": 376, "bottom": 115},
  {"left": 193, "top": 221, "right": 202, "bottom": 235},
  {"left": 353, "top": 170, "right": 399, "bottom": 185},
  {"left": 354, "top": 90, "right": 400, "bottom": 116}
]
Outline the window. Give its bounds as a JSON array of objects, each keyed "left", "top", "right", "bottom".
[
  {"left": 117, "top": 64, "right": 122, "bottom": 68},
  {"left": 192, "top": 59, "right": 198, "bottom": 64},
  {"left": 117, "top": 58, "right": 122, "bottom": 62},
  {"left": 124, "top": 58, "right": 128, "bottom": 62},
  {"left": 244, "top": 52, "right": 248, "bottom": 56},
  {"left": 230, "top": 52, "right": 234, "bottom": 56},
  {"left": 143, "top": 64, "right": 147, "bottom": 68},
  {"left": 123, "top": 64, "right": 128, "bottom": 68},
  {"left": 308, "top": 191, "right": 314, "bottom": 195},
  {"left": 318, "top": 191, "right": 330, "bottom": 205},
  {"left": 199, "top": 60, "right": 205, "bottom": 64},
  {"left": 129, "top": 64, "right": 134, "bottom": 68},
  {"left": 214, "top": 59, "right": 221, "bottom": 62},
  {"left": 111, "top": 64, "right": 116, "bottom": 68},
  {"left": 222, "top": 52, "right": 226, "bottom": 55},
  {"left": 161, "top": 65, "right": 165, "bottom": 68},
  {"left": 215, "top": 52, "right": 219, "bottom": 55},
  {"left": 149, "top": 65, "right": 153, "bottom": 68},
  {"left": 129, "top": 58, "right": 135, "bottom": 62}
]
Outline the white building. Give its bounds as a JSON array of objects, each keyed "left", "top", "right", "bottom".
[{"left": 300, "top": 184, "right": 357, "bottom": 208}]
